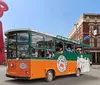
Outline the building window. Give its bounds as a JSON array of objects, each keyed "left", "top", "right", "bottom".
[
  {"left": 97, "top": 25, "right": 100, "bottom": 34},
  {"left": 97, "top": 37, "right": 100, "bottom": 47},
  {"left": 90, "top": 38, "right": 94, "bottom": 47},
  {"left": 89, "top": 25, "right": 94, "bottom": 33}
]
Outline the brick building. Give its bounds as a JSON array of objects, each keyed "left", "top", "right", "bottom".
[{"left": 68, "top": 13, "right": 100, "bottom": 64}]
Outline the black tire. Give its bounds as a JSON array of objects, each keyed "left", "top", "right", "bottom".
[
  {"left": 46, "top": 70, "right": 54, "bottom": 82},
  {"left": 76, "top": 68, "right": 81, "bottom": 77}
]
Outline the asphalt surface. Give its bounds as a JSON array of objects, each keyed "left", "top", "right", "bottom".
[{"left": 0, "top": 65, "right": 100, "bottom": 85}]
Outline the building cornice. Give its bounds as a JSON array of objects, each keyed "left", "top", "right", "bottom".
[{"left": 68, "top": 13, "right": 100, "bottom": 38}]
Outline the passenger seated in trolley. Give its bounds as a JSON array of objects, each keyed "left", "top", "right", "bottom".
[
  {"left": 76, "top": 48, "right": 82, "bottom": 53},
  {"left": 46, "top": 50, "right": 55, "bottom": 58},
  {"left": 46, "top": 50, "right": 52, "bottom": 58},
  {"left": 59, "top": 48, "right": 63, "bottom": 53},
  {"left": 66, "top": 47, "right": 72, "bottom": 52},
  {"left": 56, "top": 47, "right": 63, "bottom": 54}
]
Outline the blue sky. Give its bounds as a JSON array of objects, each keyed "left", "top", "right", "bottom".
[{"left": 1, "top": 0, "right": 100, "bottom": 37}]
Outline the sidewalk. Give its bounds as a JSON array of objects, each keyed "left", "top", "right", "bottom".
[
  {"left": 0, "top": 65, "right": 6, "bottom": 67},
  {"left": 91, "top": 65, "right": 100, "bottom": 69}
]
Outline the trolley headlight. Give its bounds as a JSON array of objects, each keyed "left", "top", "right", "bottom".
[
  {"left": 26, "top": 71, "right": 29, "bottom": 74},
  {"left": 10, "top": 63, "right": 14, "bottom": 67},
  {"left": 20, "top": 63, "right": 27, "bottom": 69}
]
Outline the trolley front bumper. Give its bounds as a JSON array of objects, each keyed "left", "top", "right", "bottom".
[{"left": 6, "top": 74, "right": 30, "bottom": 80}]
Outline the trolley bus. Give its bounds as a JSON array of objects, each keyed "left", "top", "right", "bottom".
[{"left": 5, "top": 29, "right": 90, "bottom": 82}]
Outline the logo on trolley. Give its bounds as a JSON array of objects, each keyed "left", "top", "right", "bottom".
[
  {"left": 57, "top": 55, "right": 67, "bottom": 72},
  {"left": 20, "top": 63, "right": 27, "bottom": 69}
]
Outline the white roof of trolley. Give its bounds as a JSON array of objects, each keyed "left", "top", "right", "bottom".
[
  {"left": 5, "top": 28, "right": 56, "bottom": 37},
  {"left": 4, "top": 28, "right": 89, "bottom": 47}
]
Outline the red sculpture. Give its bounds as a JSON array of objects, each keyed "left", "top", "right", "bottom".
[
  {"left": 0, "top": 0, "right": 8, "bottom": 17},
  {"left": 0, "top": 0, "right": 8, "bottom": 64}
]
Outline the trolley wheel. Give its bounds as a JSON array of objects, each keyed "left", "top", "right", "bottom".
[
  {"left": 76, "top": 68, "right": 81, "bottom": 77},
  {"left": 46, "top": 70, "right": 54, "bottom": 82}
]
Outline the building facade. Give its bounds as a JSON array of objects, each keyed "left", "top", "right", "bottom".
[{"left": 68, "top": 13, "right": 100, "bottom": 64}]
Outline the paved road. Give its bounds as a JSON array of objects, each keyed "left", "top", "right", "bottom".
[{"left": 0, "top": 66, "right": 100, "bottom": 85}]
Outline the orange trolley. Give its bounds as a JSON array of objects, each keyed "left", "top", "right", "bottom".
[{"left": 5, "top": 29, "right": 90, "bottom": 82}]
